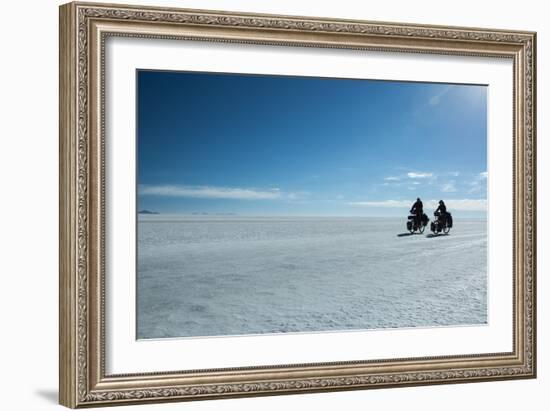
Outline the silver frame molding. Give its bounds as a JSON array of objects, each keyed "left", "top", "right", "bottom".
[{"left": 59, "top": 2, "right": 536, "bottom": 408}]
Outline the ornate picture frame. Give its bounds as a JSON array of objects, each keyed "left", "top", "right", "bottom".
[{"left": 59, "top": 2, "right": 536, "bottom": 408}]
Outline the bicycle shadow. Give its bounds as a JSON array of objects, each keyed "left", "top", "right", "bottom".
[
  {"left": 397, "top": 232, "right": 422, "bottom": 237},
  {"left": 426, "top": 233, "right": 450, "bottom": 238}
]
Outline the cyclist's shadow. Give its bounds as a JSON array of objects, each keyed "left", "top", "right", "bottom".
[
  {"left": 425, "top": 233, "right": 449, "bottom": 238},
  {"left": 397, "top": 232, "right": 419, "bottom": 237}
]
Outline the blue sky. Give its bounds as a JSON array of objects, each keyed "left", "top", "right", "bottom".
[{"left": 137, "top": 70, "right": 487, "bottom": 217}]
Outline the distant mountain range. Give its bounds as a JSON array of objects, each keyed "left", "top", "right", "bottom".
[{"left": 138, "top": 210, "right": 159, "bottom": 215}]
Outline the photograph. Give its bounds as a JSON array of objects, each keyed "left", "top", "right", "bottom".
[{"left": 136, "top": 70, "right": 488, "bottom": 339}]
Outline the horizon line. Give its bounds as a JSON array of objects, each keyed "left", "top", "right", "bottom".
[{"left": 138, "top": 213, "right": 487, "bottom": 220}]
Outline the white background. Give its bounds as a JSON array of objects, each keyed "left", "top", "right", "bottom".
[{"left": 0, "top": 0, "right": 546, "bottom": 410}]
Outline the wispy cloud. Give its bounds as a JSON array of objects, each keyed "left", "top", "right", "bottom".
[
  {"left": 349, "top": 200, "right": 410, "bottom": 208},
  {"left": 429, "top": 86, "right": 453, "bottom": 106},
  {"left": 349, "top": 198, "right": 487, "bottom": 211},
  {"left": 407, "top": 172, "right": 434, "bottom": 179},
  {"left": 287, "top": 191, "right": 309, "bottom": 200},
  {"left": 384, "top": 176, "right": 401, "bottom": 182},
  {"left": 139, "top": 184, "right": 292, "bottom": 200},
  {"left": 441, "top": 182, "right": 457, "bottom": 193},
  {"left": 468, "top": 171, "right": 488, "bottom": 194}
]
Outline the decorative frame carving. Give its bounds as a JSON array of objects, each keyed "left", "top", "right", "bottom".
[{"left": 59, "top": 2, "right": 536, "bottom": 408}]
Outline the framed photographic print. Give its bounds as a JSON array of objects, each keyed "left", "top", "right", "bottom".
[{"left": 59, "top": 2, "right": 537, "bottom": 408}]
